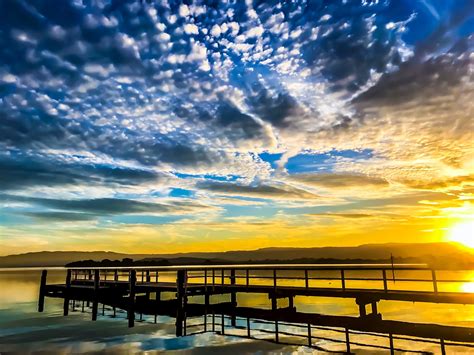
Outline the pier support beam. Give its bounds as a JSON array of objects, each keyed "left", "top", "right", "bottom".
[
  {"left": 92, "top": 269, "right": 100, "bottom": 321},
  {"left": 63, "top": 269, "right": 72, "bottom": 316},
  {"left": 176, "top": 270, "right": 187, "bottom": 336},
  {"left": 356, "top": 298, "right": 381, "bottom": 319},
  {"left": 38, "top": 270, "right": 48, "bottom": 312},
  {"left": 128, "top": 270, "right": 136, "bottom": 328}
]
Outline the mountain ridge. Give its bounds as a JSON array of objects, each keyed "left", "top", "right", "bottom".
[{"left": 0, "top": 242, "right": 472, "bottom": 268}]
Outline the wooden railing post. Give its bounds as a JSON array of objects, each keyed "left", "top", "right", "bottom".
[
  {"left": 345, "top": 328, "right": 351, "bottom": 353},
  {"left": 38, "top": 270, "right": 48, "bottom": 312},
  {"left": 92, "top": 269, "right": 100, "bottom": 321},
  {"left": 432, "top": 269, "right": 438, "bottom": 294},
  {"left": 246, "top": 269, "right": 249, "bottom": 287},
  {"left": 305, "top": 269, "right": 309, "bottom": 288},
  {"left": 114, "top": 269, "right": 118, "bottom": 282},
  {"left": 230, "top": 269, "right": 236, "bottom": 326},
  {"left": 273, "top": 269, "right": 277, "bottom": 289},
  {"left": 340, "top": 269, "right": 346, "bottom": 291},
  {"left": 63, "top": 269, "right": 72, "bottom": 316},
  {"left": 128, "top": 270, "right": 136, "bottom": 327},
  {"left": 230, "top": 269, "right": 236, "bottom": 305},
  {"left": 307, "top": 323, "right": 312, "bottom": 347},
  {"left": 383, "top": 269, "right": 388, "bottom": 292}
]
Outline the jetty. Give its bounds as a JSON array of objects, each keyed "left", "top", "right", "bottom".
[{"left": 38, "top": 264, "right": 474, "bottom": 353}]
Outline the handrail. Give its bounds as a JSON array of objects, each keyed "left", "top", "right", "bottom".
[{"left": 68, "top": 264, "right": 473, "bottom": 296}]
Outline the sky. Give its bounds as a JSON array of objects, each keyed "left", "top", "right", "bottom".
[{"left": 0, "top": 0, "right": 473, "bottom": 255}]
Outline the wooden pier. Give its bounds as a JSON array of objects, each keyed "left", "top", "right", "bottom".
[{"left": 38, "top": 264, "right": 474, "bottom": 352}]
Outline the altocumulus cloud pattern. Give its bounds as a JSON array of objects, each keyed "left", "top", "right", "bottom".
[{"left": 0, "top": 0, "right": 473, "bottom": 252}]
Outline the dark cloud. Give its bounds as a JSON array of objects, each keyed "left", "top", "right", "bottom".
[
  {"left": 309, "top": 213, "right": 373, "bottom": 219},
  {"left": 1, "top": 194, "right": 210, "bottom": 217},
  {"left": 401, "top": 175, "right": 474, "bottom": 191},
  {"left": 21, "top": 211, "right": 97, "bottom": 221},
  {"left": 0, "top": 153, "right": 163, "bottom": 191},
  {"left": 290, "top": 173, "right": 388, "bottom": 188},
  {"left": 196, "top": 180, "right": 319, "bottom": 200}
]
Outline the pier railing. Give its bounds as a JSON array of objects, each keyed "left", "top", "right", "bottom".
[{"left": 67, "top": 264, "right": 473, "bottom": 295}]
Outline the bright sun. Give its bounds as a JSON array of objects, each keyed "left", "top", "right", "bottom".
[{"left": 448, "top": 220, "right": 474, "bottom": 248}]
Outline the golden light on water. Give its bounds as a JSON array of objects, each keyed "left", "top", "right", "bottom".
[{"left": 448, "top": 220, "right": 474, "bottom": 248}]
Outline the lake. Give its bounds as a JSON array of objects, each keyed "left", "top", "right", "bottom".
[{"left": 1, "top": 267, "right": 473, "bottom": 354}]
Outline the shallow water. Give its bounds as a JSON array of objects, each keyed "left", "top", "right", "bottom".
[{"left": 0, "top": 268, "right": 473, "bottom": 354}]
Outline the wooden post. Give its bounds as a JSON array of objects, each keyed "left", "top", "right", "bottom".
[
  {"left": 340, "top": 269, "right": 346, "bottom": 291},
  {"left": 358, "top": 303, "right": 366, "bottom": 317},
  {"left": 432, "top": 269, "right": 438, "bottom": 294},
  {"left": 230, "top": 269, "right": 236, "bottom": 326},
  {"left": 389, "top": 333, "right": 394, "bottom": 355},
  {"left": 212, "top": 269, "right": 215, "bottom": 287},
  {"left": 212, "top": 311, "right": 215, "bottom": 332},
  {"left": 155, "top": 271, "right": 159, "bottom": 283},
  {"left": 289, "top": 295, "right": 294, "bottom": 309},
  {"left": 271, "top": 296, "right": 277, "bottom": 311},
  {"left": 38, "top": 270, "right": 48, "bottom": 312},
  {"left": 146, "top": 270, "right": 151, "bottom": 283},
  {"left": 440, "top": 338, "right": 446, "bottom": 355},
  {"left": 383, "top": 269, "right": 388, "bottom": 292},
  {"left": 114, "top": 269, "right": 118, "bottom": 282},
  {"left": 230, "top": 269, "right": 236, "bottom": 304},
  {"left": 275, "top": 320, "right": 279, "bottom": 342},
  {"left": 305, "top": 269, "right": 309, "bottom": 288},
  {"left": 221, "top": 269, "right": 224, "bottom": 285},
  {"left": 221, "top": 313, "right": 225, "bottom": 334},
  {"left": 273, "top": 269, "right": 277, "bottom": 289},
  {"left": 63, "top": 269, "right": 72, "bottom": 316},
  {"left": 204, "top": 269, "right": 207, "bottom": 288},
  {"left": 307, "top": 324, "right": 312, "bottom": 347},
  {"left": 128, "top": 270, "right": 136, "bottom": 327},
  {"left": 82, "top": 300, "right": 85, "bottom": 312},
  {"left": 247, "top": 317, "right": 251, "bottom": 337},
  {"left": 371, "top": 301, "right": 378, "bottom": 315},
  {"left": 246, "top": 269, "right": 250, "bottom": 287},
  {"left": 92, "top": 269, "right": 100, "bottom": 321},
  {"left": 176, "top": 269, "right": 186, "bottom": 336},
  {"left": 345, "top": 328, "right": 351, "bottom": 353}
]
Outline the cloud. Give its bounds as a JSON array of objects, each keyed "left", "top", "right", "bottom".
[
  {"left": 290, "top": 173, "right": 389, "bottom": 188},
  {"left": 0, "top": 152, "right": 164, "bottom": 191},
  {"left": 309, "top": 213, "right": 373, "bottom": 219},
  {"left": 0, "top": 194, "right": 211, "bottom": 218},
  {"left": 196, "top": 181, "right": 319, "bottom": 200}
]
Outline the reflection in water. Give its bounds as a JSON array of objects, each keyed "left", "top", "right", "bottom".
[{"left": 1, "top": 268, "right": 473, "bottom": 354}]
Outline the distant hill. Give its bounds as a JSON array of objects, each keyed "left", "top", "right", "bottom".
[{"left": 0, "top": 242, "right": 472, "bottom": 268}]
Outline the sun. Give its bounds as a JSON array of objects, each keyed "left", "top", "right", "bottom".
[{"left": 448, "top": 220, "right": 474, "bottom": 248}]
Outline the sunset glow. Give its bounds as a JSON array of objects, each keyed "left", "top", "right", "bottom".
[{"left": 449, "top": 221, "right": 474, "bottom": 249}]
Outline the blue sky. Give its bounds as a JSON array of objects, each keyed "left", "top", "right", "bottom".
[{"left": 0, "top": 0, "right": 473, "bottom": 254}]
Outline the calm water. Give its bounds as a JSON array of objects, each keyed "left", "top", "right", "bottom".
[{"left": 0, "top": 268, "right": 473, "bottom": 354}]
